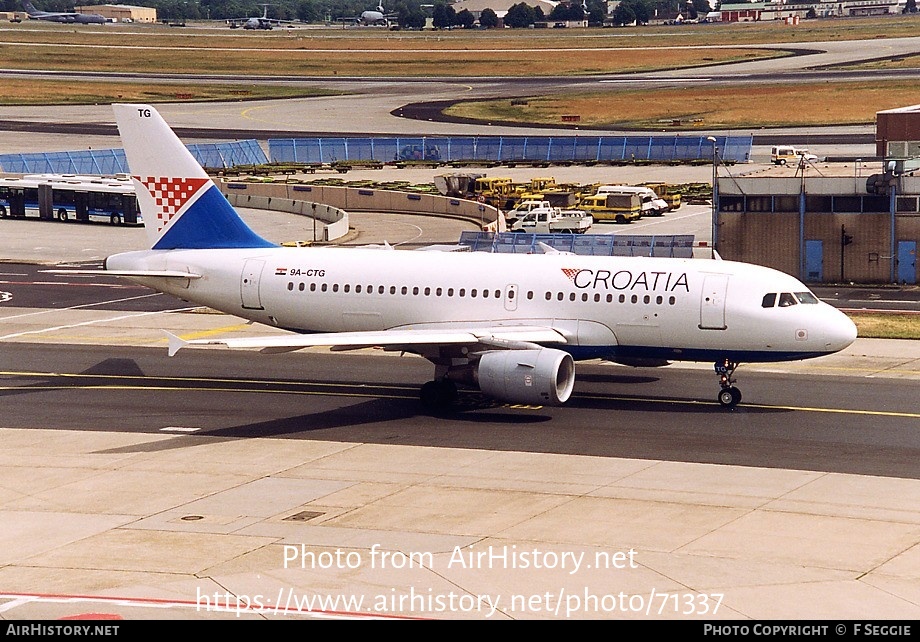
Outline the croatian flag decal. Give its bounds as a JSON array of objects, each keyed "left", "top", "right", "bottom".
[
  {"left": 561, "top": 268, "right": 580, "bottom": 282},
  {"left": 136, "top": 177, "right": 210, "bottom": 232}
]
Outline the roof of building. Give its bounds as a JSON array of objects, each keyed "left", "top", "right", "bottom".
[{"left": 878, "top": 104, "right": 920, "bottom": 115}]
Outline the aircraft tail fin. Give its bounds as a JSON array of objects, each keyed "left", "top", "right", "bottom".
[{"left": 112, "top": 104, "right": 275, "bottom": 251}]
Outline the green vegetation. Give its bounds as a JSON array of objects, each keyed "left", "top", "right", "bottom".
[
  {"left": 0, "top": 80, "right": 335, "bottom": 106},
  {"left": 0, "top": 13, "right": 918, "bottom": 118},
  {"left": 847, "top": 312, "right": 920, "bottom": 340},
  {"left": 446, "top": 80, "right": 920, "bottom": 129}
]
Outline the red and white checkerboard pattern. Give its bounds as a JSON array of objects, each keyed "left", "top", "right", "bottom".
[
  {"left": 561, "top": 268, "right": 580, "bottom": 282},
  {"left": 136, "top": 177, "right": 209, "bottom": 232}
]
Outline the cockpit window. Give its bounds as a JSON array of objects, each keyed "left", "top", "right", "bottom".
[
  {"left": 778, "top": 292, "right": 798, "bottom": 307},
  {"left": 795, "top": 291, "right": 819, "bottom": 304},
  {"left": 762, "top": 293, "right": 777, "bottom": 308}
]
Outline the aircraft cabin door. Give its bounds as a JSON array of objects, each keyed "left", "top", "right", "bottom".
[
  {"left": 240, "top": 259, "right": 265, "bottom": 310},
  {"left": 699, "top": 274, "right": 729, "bottom": 330},
  {"left": 504, "top": 284, "right": 518, "bottom": 311}
]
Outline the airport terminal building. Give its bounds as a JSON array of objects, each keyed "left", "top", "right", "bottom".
[{"left": 714, "top": 105, "right": 920, "bottom": 285}]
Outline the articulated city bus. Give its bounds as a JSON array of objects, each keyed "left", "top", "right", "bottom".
[{"left": 0, "top": 174, "right": 141, "bottom": 225}]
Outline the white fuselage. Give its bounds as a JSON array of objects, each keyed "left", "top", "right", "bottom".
[{"left": 106, "top": 246, "right": 857, "bottom": 364}]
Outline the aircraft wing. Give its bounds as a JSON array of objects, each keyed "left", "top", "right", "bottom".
[{"left": 166, "top": 325, "right": 568, "bottom": 357}]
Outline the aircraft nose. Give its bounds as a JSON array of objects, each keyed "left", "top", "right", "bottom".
[{"left": 825, "top": 309, "right": 858, "bottom": 352}]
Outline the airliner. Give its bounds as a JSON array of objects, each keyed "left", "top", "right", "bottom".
[
  {"left": 80, "top": 104, "right": 858, "bottom": 410},
  {"left": 342, "top": 4, "right": 396, "bottom": 27}
]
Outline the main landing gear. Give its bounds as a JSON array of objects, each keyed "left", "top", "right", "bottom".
[
  {"left": 714, "top": 359, "right": 742, "bottom": 409},
  {"left": 420, "top": 378, "right": 458, "bottom": 410}
]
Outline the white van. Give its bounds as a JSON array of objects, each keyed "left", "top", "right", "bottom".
[
  {"left": 594, "top": 185, "right": 669, "bottom": 216},
  {"left": 771, "top": 146, "right": 819, "bottom": 165}
]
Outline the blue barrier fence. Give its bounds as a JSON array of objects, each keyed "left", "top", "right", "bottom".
[
  {"left": 0, "top": 134, "right": 751, "bottom": 174},
  {"left": 459, "top": 232, "right": 696, "bottom": 258},
  {"left": 270, "top": 135, "right": 751, "bottom": 165},
  {"left": 0, "top": 140, "right": 268, "bottom": 174}
]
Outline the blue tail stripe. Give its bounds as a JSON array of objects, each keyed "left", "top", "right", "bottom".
[{"left": 152, "top": 186, "right": 277, "bottom": 250}]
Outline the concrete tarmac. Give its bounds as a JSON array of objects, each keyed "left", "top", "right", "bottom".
[{"left": 0, "top": 192, "right": 919, "bottom": 621}]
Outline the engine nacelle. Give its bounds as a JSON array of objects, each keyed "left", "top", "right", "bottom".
[{"left": 476, "top": 348, "right": 575, "bottom": 406}]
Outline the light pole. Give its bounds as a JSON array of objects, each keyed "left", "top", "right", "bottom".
[{"left": 707, "top": 136, "right": 718, "bottom": 257}]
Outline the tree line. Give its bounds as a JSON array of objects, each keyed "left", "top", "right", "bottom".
[{"left": 5, "top": 0, "right": 715, "bottom": 26}]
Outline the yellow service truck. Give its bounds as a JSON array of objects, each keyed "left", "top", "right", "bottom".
[
  {"left": 577, "top": 193, "right": 642, "bottom": 224},
  {"left": 639, "top": 182, "right": 681, "bottom": 211},
  {"left": 472, "top": 176, "right": 517, "bottom": 209}
]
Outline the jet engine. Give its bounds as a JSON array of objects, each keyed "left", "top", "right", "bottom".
[{"left": 476, "top": 348, "right": 575, "bottom": 406}]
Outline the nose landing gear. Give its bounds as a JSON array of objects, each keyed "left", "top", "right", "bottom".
[{"left": 714, "top": 359, "right": 742, "bottom": 408}]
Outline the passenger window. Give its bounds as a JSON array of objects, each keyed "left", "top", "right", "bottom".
[
  {"left": 762, "top": 293, "right": 777, "bottom": 308},
  {"left": 778, "top": 292, "right": 797, "bottom": 307}
]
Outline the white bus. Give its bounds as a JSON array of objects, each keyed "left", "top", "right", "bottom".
[{"left": 0, "top": 173, "right": 141, "bottom": 225}]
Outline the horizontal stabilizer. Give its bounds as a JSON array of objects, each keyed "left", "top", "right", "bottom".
[{"left": 45, "top": 269, "right": 202, "bottom": 279}]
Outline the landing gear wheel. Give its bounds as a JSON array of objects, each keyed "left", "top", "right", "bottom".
[
  {"left": 714, "top": 359, "right": 742, "bottom": 409},
  {"left": 718, "top": 386, "right": 742, "bottom": 408},
  {"left": 420, "top": 379, "right": 457, "bottom": 411}
]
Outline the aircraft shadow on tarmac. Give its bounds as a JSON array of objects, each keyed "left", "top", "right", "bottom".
[{"left": 4, "top": 355, "right": 919, "bottom": 480}]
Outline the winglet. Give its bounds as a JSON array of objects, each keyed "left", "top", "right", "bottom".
[{"left": 165, "top": 331, "right": 187, "bottom": 357}]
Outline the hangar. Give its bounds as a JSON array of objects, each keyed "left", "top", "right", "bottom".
[{"left": 74, "top": 4, "right": 157, "bottom": 23}]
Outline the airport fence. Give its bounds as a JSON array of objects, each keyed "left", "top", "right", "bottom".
[
  {"left": 0, "top": 135, "right": 752, "bottom": 174},
  {"left": 0, "top": 140, "right": 268, "bottom": 174},
  {"left": 269, "top": 135, "right": 752, "bottom": 165}
]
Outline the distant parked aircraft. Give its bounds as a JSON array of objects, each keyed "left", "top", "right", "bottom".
[
  {"left": 227, "top": 3, "right": 292, "bottom": 30},
  {"left": 342, "top": 3, "right": 397, "bottom": 27},
  {"left": 22, "top": 0, "right": 106, "bottom": 24}
]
